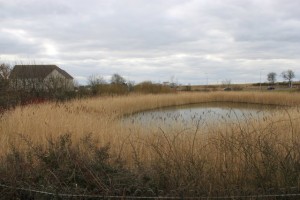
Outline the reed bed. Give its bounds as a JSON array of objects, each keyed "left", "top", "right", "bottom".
[{"left": 0, "top": 91, "right": 300, "bottom": 197}]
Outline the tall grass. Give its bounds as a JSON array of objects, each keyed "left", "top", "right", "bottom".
[{"left": 0, "top": 91, "right": 300, "bottom": 197}]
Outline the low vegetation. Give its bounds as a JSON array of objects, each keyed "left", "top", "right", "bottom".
[
  {"left": 0, "top": 92, "right": 300, "bottom": 198},
  {"left": 133, "top": 81, "right": 174, "bottom": 94}
]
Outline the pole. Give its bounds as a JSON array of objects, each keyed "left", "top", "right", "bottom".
[{"left": 260, "top": 70, "right": 262, "bottom": 91}]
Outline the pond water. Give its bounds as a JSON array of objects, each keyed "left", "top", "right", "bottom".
[{"left": 122, "top": 102, "right": 280, "bottom": 129}]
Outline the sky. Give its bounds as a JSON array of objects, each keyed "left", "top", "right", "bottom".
[{"left": 0, "top": 0, "right": 300, "bottom": 85}]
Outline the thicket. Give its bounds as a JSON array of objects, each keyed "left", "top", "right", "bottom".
[
  {"left": 0, "top": 134, "right": 138, "bottom": 199},
  {"left": 133, "top": 81, "right": 174, "bottom": 94},
  {"left": 0, "top": 86, "right": 77, "bottom": 111},
  {"left": 0, "top": 75, "right": 176, "bottom": 113},
  {"left": 1, "top": 122, "right": 300, "bottom": 198}
]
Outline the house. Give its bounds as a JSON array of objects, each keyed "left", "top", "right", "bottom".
[{"left": 9, "top": 65, "right": 74, "bottom": 91}]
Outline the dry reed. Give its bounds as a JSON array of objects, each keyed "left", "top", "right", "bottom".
[{"left": 1, "top": 91, "right": 300, "bottom": 195}]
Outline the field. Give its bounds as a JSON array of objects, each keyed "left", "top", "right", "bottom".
[
  {"left": 178, "top": 81, "right": 300, "bottom": 92},
  {"left": 1, "top": 91, "right": 300, "bottom": 197}
]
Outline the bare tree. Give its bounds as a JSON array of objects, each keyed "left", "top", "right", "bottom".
[
  {"left": 267, "top": 72, "right": 277, "bottom": 85},
  {"left": 88, "top": 75, "right": 106, "bottom": 86},
  {"left": 169, "top": 75, "right": 178, "bottom": 88},
  {"left": 88, "top": 75, "right": 107, "bottom": 95},
  {"left": 222, "top": 79, "right": 231, "bottom": 88},
  {"left": 111, "top": 73, "right": 126, "bottom": 85},
  {"left": 0, "top": 63, "right": 11, "bottom": 80},
  {"left": 281, "top": 70, "right": 295, "bottom": 88},
  {"left": 0, "top": 63, "right": 12, "bottom": 108},
  {"left": 0, "top": 63, "right": 11, "bottom": 94},
  {"left": 110, "top": 74, "right": 130, "bottom": 94},
  {"left": 45, "top": 76, "right": 69, "bottom": 91},
  {"left": 127, "top": 80, "right": 135, "bottom": 92}
]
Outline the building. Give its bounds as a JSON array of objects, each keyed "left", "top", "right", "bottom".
[{"left": 9, "top": 65, "right": 74, "bottom": 91}]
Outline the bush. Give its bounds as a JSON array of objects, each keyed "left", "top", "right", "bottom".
[
  {"left": 109, "top": 84, "right": 129, "bottom": 95},
  {"left": 134, "top": 81, "right": 173, "bottom": 94},
  {"left": 0, "top": 134, "right": 136, "bottom": 198},
  {"left": 232, "top": 86, "right": 243, "bottom": 91}
]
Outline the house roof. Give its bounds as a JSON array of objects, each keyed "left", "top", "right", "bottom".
[{"left": 10, "top": 65, "right": 73, "bottom": 79}]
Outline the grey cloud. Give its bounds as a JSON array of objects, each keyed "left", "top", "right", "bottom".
[{"left": 0, "top": 0, "right": 299, "bottom": 85}]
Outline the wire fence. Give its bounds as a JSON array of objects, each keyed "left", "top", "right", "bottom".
[{"left": 1, "top": 183, "right": 300, "bottom": 199}]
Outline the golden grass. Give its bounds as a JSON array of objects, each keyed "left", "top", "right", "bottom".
[
  {"left": 1, "top": 92, "right": 299, "bottom": 151},
  {"left": 1, "top": 91, "right": 300, "bottom": 190}
]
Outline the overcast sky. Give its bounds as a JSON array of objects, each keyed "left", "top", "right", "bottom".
[{"left": 0, "top": 0, "right": 299, "bottom": 85}]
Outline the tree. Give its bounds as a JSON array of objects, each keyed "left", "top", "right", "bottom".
[
  {"left": 88, "top": 75, "right": 106, "bottom": 86},
  {"left": 0, "top": 63, "right": 11, "bottom": 108},
  {"left": 88, "top": 75, "right": 107, "bottom": 95},
  {"left": 110, "top": 74, "right": 130, "bottom": 94},
  {"left": 0, "top": 63, "right": 11, "bottom": 80},
  {"left": 0, "top": 63, "right": 11, "bottom": 92},
  {"left": 127, "top": 80, "right": 135, "bottom": 92},
  {"left": 222, "top": 79, "right": 231, "bottom": 88},
  {"left": 111, "top": 73, "right": 126, "bottom": 85},
  {"left": 281, "top": 70, "right": 295, "bottom": 88},
  {"left": 45, "top": 76, "right": 72, "bottom": 92},
  {"left": 267, "top": 72, "right": 277, "bottom": 85},
  {"left": 169, "top": 75, "right": 180, "bottom": 88}
]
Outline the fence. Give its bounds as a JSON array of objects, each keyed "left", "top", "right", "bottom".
[{"left": 1, "top": 183, "right": 300, "bottom": 199}]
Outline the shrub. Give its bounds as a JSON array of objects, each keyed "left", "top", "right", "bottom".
[
  {"left": 0, "top": 134, "right": 136, "bottom": 198},
  {"left": 134, "top": 81, "right": 173, "bottom": 94}
]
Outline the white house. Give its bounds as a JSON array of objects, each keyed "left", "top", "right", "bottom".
[{"left": 9, "top": 65, "right": 74, "bottom": 91}]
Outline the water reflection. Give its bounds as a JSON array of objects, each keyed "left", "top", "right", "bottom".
[{"left": 122, "top": 102, "right": 280, "bottom": 129}]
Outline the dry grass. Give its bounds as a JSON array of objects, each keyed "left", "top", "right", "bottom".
[
  {"left": 1, "top": 91, "right": 300, "bottom": 156},
  {"left": 1, "top": 91, "right": 300, "bottom": 195}
]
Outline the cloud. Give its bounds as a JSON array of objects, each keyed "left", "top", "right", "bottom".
[{"left": 0, "top": 0, "right": 299, "bottom": 85}]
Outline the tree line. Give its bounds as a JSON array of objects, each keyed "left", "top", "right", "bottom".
[
  {"left": 1, "top": 62, "right": 298, "bottom": 110},
  {"left": 0, "top": 63, "right": 175, "bottom": 110},
  {"left": 267, "top": 70, "right": 296, "bottom": 87},
  {"left": 87, "top": 73, "right": 174, "bottom": 96}
]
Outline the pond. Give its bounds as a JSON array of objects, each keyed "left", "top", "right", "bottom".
[{"left": 122, "top": 102, "right": 281, "bottom": 129}]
